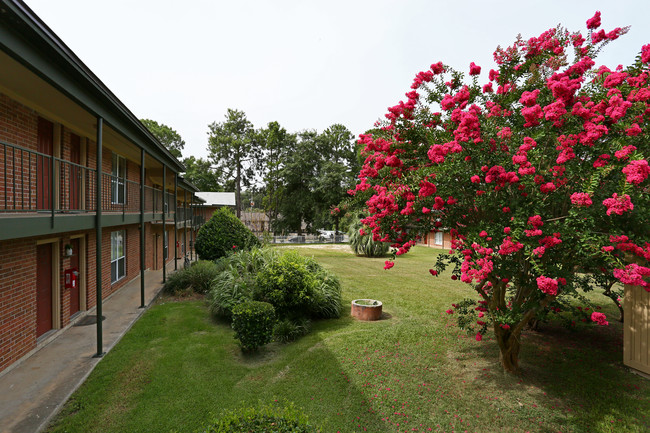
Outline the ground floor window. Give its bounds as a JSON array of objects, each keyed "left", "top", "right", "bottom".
[
  {"left": 111, "top": 230, "right": 125, "bottom": 283},
  {"left": 434, "top": 231, "right": 443, "bottom": 245}
]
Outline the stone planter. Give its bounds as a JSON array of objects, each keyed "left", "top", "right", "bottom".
[{"left": 351, "top": 299, "right": 383, "bottom": 321}]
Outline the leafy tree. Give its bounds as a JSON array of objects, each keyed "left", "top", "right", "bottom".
[
  {"left": 258, "top": 121, "right": 295, "bottom": 227},
  {"left": 275, "top": 130, "right": 320, "bottom": 234},
  {"left": 141, "top": 119, "right": 185, "bottom": 159},
  {"left": 182, "top": 155, "right": 225, "bottom": 192},
  {"left": 352, "top": 13, "right": 650, "bottom": 373},
  {"left": 208, "top": 109, "right": 258, "bottom": 218}
]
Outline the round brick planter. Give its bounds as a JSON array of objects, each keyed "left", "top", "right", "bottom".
[{"left": 351, "top": 299, "right": 383, "bottom": 321}]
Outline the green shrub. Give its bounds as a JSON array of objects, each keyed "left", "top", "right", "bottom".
[
  {"left": 254, "top": 250, "right": 317, "bottom": 318},
  {"left": 162, "top": 260, "right": 219, "bottom": 295},
  {"left": 348, "top": 218, "right": 390, "bottom": 257},
  {"left": 195, "top": 207, "right": 260, "bottom": 261},
  {"left": 308, "top": 268, "right": 342, "bottom": 319},
  {"left": 209, "top": 248, "right": 278, "bottom": 318},
  {"left": 273, "top": 318, "right": 310, "bottom": 343},
  {"left": 202, "top": 403, "right": 319, "bottom": 432},
  {"left": 231, "top": 301, "right": 276, "bottom": 351}
]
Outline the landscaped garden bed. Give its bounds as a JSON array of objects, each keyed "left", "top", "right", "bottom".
[{"left": 45, "top": 246, "right": 649, "bottom": 433}]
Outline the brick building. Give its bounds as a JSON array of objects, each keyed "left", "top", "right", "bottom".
[{"left": 0, "top": 1, "right": 199, "bottom": 374}]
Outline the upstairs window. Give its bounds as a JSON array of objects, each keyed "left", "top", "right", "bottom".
[{"left": 111, "top": 153, "right": 126, "bottom": 204}]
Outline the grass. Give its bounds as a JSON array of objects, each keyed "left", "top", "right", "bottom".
[{"left": 46, "top": 246, "right": 650, "bottom": 433}]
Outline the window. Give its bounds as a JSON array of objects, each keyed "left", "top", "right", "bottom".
[
  {"left": 111, "top": 230, "right": 125, "bottom": 283},
  {"left": 434, "top": 231, "right": 443, "bottom": 245},
  {"left": 111, "top": 153, "right": 126, "bottom": 204}
]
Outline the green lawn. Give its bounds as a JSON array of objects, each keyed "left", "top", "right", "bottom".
[{"left": 47, "top": 246, "right": 650, "bottom": 433}]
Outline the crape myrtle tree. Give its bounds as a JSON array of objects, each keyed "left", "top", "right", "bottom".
[{"left": 350, "top": 12, "right": 650, "bottom": 373}]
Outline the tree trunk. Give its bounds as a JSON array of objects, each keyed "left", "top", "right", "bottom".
[{"left": 494, "top": 326, "right": 522, "bottom": 374}]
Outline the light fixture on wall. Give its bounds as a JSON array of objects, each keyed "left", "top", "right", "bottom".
[{"left": 64, "top": 243, "right": 73, "bottom": 257}]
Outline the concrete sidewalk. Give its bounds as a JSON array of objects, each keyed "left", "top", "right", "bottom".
[{"left": 0, "top": 261, "right": 185, "bottom": 433}]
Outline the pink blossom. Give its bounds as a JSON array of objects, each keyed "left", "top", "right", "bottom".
[
  {"left": 601, "top": 246, "right": 615, "bottom": 252},
  {"left": 528, "top": 215, "right": 543, "bottom": 228},
  {"left": 498, "top": 237, "right": 523, "bottom": 255},
  {"left": 479, "top": 231, "right": 488, "bottom": 238},
  {"left": 570, "top": 192, "right": 593, "bottom": 207},
  {"left": 469, "top": 62, "right": 481, "bottom": 76},
  {"left": 500, "top": 324, "right": 510, "bottom": 330},
  {"left": 471, "top": 175, "right": 481, "bottom": 183},
  {"left": 446, "top": 309, "right": 453, "bottom": 314},
  {"left": 503, "top": 227, "right": 511, "bottom": 234},
  {"left": 384, "top": 260, "right": 395, "bottom": 270},
  {"left": 613, "top": 263, "right": 650, "bottom": 288},
  {"left": 626, "top": 123, "right": 642, "bottom": 136},
  {"left": 482, "top": 83, "right": 493, "bottom": 93},
  {"left": 431, "top": 62, "right": 444, "bottom": 74},
  {"left": 603, "top": 193, "right": 634, "bottom": 215},
  {"left": 429, "top": 269, "right": 438, "bottom": 276},
  {"left": 422, "top": 207, "right": 431, "bottom": 214},
  {"left": 540, "top": 182, "right": 556, "bottom": 193},
  {"left": 536, "top": 276, "right": 559, "bottom": 296},
  {"left": 622, "top": 160, "right": 650, "bottom": 185},
  {"left": 614, "top": 145, "right": 636, "bottom": 160},
  {"left": 642, "top": 44, "right": 650, "bottom": 64},
  {"left": 418, "top": 180, "right": 437, "bottom": 198},
  {"left": 591, "top": 312, "right": 609, "bottom": 326},
  {"left": 519, "top": 89, "right": 540, "bottom": 107},
  {"left": 475, "top": 333, "right": 482, "bottom": 342},
  {"left": 586, "top": 11, "right": 601, "bottom": 30}
]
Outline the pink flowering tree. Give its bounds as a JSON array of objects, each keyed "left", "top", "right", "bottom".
[{"left": 351, "top": 12, "right": 650, "bottom": 373}]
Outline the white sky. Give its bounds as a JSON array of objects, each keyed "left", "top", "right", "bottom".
[{"left": 24, "top": 0, "right": 650, "bottom": 160}]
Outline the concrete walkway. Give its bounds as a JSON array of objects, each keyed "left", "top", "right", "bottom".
[{"left": 0, "top": 260, "right": 186, "bottom": 433}]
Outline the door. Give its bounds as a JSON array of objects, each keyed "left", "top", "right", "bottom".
[
  {"left": 69, "top": 134, "right": 81, "bottom": 210},
  {"left": 69, "top": 238, "right": 80, "bottom": 316},
  {"left": 37, "top": 118, "right": 53, "bottom": 210},
  {"left": 36, "top": 243, "right": 53, "bottom": 337}
]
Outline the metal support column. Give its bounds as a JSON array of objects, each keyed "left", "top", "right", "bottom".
[
  {"left": 140, "top": 149, "right": 146, "bottom": 308},
  {"left": 94, "top": 117, "right": 105, "bottom": 358},
  {"left": 162, "top": 165, "right": 166, "bottom": 283},
  {"left": 174, "top": 174, "right": 178, "bottom": 271}
]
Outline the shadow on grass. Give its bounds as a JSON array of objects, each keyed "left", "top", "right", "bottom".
[{"left": 453, "top": 320, "right": 650, "bottom": 432}]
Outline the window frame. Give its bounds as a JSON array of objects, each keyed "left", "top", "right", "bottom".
[
  {"left": 111, "top": 153, "right": 126, "bottom": 205},
  {"left": 434, "top": 231, "right": 444, "bottom": 246},
  {"left": 110, "top": 230, "right": 126, "bottom": 283}
]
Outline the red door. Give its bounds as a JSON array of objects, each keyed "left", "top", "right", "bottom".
[
  {"left": 36, "top": 243, "right": 53, "bottom": 337},
  {"left": 69, "top": 238, "right": 80, "bottom": 316},
  {"left": 37, "top": 118, "right": 53, "bottom": 210},
  {"left": 69, "top": 134, "right": 81, "bottom": 210}
]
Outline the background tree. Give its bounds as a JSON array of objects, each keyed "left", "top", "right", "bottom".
[
  {"left": 207, "top": 109, "right": 258, "bottom": 218},
  {"left": 352, "top": 13, "right": 650, "bottom": 373},
  {"left": 258, "top": 121, "right": 294, "bottom": 228},
  {"left": 182, "top": 155, "right": 225, "bottom": 192},
  {"left": 141, "top": 118, "right": 185, "bottom": 159},
  {"left": 274, "top": 130, "right": 319, "bottom": 234},
  {"left": 312, "top": 124, "right": 359, "bottom": 230}
]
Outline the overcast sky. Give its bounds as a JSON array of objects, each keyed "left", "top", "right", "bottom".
[{"left": 24, "top": 0, "right": 650, "bottom": 160}]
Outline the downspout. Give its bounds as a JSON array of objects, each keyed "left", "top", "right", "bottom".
[
  {"left": 140, "top": 148, "right": 145, "bottom": 308},
  {"left": 162, "top": 164, "right": 166, "bottom": 283},
  {"left": 94, "top": 117, "right": 104, "bottom": 358}
]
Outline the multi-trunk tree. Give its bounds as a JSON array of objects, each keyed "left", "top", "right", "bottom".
[{"left": 351, "top": 12, "right": 650, "bottom": 373}]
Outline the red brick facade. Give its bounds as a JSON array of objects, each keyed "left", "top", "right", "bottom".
[{"left": 0, "top": 91, "right": 185, "bottom": 374}]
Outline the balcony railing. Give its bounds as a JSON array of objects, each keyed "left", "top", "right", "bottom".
[{"left": 0, "top": 140, "right": 191, "bottom": 220}]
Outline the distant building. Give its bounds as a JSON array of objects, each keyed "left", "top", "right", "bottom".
[
  {"left": 240, "top": 212, "right": 270, "bottom": 237},
  {"left": 418, "top": 230, "right": 453, "bottom": 250},
  {"left": 192, "top": 192, "right": 236, "bottom": 227}
]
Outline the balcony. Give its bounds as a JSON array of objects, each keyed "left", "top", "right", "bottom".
[{"left": 0, "top": 140, "right": 194, "bottom": 240}]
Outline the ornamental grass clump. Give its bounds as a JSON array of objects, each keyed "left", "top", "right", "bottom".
[
  {"left": 348, "top": 217, "right": 390, "bottom": 257},
  {"left": 162, "top": 260, "right": 219, "bottom": 295},
  {"left": 351, "top": 11, "right": 650, "bottom": 373}
]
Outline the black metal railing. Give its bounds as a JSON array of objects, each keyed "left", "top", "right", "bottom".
[{"left": 0, "top": 140, "right": 181, "bottom": 217}]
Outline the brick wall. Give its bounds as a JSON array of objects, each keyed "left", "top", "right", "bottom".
[{"left": 0, "top": 238, "right": 36, "bottom": 372}]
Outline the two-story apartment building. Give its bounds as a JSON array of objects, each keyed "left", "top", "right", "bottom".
[{"left": 0, "top": 0, "right": 199, "bottom": 374}]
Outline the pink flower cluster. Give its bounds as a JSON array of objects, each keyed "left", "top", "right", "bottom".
[
  {"left": 536, "top": 276, "right": 559, "bottom": 296},
  {"left": 570, "top": 192, "right": 593, "bottom": 207},
  {"left": 591, "top": 311, "right": 609, "bottom": 326},
  {"left": 622, "top": 159, "right": 650, "bottom": 185},
  {"left": 613, "top": 263, "right": 650, "bottom": 289},
  {"left": 602, "top": 193, "right": 634, "bottom": 215}
]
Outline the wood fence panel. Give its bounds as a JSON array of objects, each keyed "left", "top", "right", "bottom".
[{"left": 624, "top": 283, "right": 650, "bottom": 375}]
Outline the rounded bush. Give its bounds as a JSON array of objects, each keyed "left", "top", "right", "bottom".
[
  {"left": 195, "top": 207, "right": 260, "bottom": 261},
  {"left": 231, "top": 301, "right": 276, "bottom": 351},
  {"left": 348, "top": 218, "right": 389, "bottom": 257},
  {"left": 162, "top": 260, "right": 219, "bottom": 295},
  {"left": 254, "top": 250, "right": 317, "bottom": 318}
]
